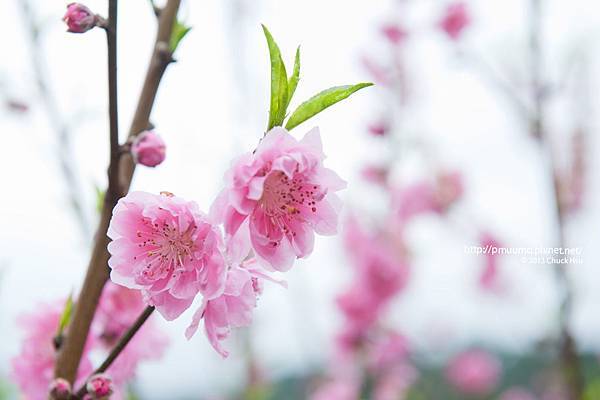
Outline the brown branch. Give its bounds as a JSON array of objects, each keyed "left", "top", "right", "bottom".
[
  {"left": 54, "top": 0, "right": 182, "bottom": 383},
  {"left": 74, "top": 306, "right": 155, "bottom": 399},
  {"left": 106, "top": 0, "right": 120, "bottom": 201}
]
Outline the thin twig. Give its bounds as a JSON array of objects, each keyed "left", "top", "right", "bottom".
[
  {"left": 106, "top": 0, "right": 120, "bottom": 202},
  {"left": 74, "top": 306, "right": 155, "bottom": 398},
  {"left": 54, "top": 0, "right": 182, "bottom": 384}
]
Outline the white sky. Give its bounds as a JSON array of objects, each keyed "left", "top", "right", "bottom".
[{"left": 1, "top": 0, "right": 600, "bottom": 398}]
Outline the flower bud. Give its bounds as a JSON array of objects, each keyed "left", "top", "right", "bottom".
[
  {"left": 48, "top": 378, "right": 72, "bottom": 400},
  {"left": 86, "top": 374, "right": 113, "bottom": 399},
  {"left": 131, "top": 130, "right": 166, "bottom": 167},
  {"left": 63, "top": 3, "right": 98, "bottom": 34}
]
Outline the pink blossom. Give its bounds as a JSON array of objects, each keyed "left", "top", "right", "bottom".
[
  {"left": 438, "top": 2, "right": 470, "bottom": 40},
  {"left": 211, "top": 127, "right": 346, "bottom": 271},
  {"left": 500, "top": 387, "right": 537, "bottom": 400},
  {"left": 94, "top": 283, "right": 169, "bottom": 385},
  {"left": 185, "top": 259, "right": 283, "bottom": 357},
  {"left": 107, "top": 191, "right": 226, "bottom": 320},
  {"left": 445, "top": 349, "right": 501, "bottom": 396},
  {"left": 381, "top": 24, "right": 408, "bottom": 45},
  {"left": 131, "top": 130, "right": 166, "bottom": 167},
  {"left": 11, "top": 301, "right": 94, "bottom": 400},
  {"left": 63, "top": 3, "right": 97, "bottom": 33}
]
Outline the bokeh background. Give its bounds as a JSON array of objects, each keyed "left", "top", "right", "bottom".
[{"left": 1, "top": 0, "right": 600, "bottom": 398}]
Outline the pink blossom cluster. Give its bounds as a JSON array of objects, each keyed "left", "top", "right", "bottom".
[
  {"left": 11, "top": 284, "right": 168, "bottom": 400},
  {"left": 336, "top": 217, "right": 410, "bottom": 341},
  {"left": 107, "top": 127, "right": 344, "bottom": 357}
]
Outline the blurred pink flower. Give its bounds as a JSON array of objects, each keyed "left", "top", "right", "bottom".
[
  {"left": 131, "top": 130, "right": 166, "bottom": 167},
  {"left": 337, "top": 218, "right": 410, "bottom": 335},
  {"left": 107, "top": 191, "right": 226, "bottom": 320},
  {"left": 11, "top": 301, "right": 94, "bottom": 400},
  {"left": 367, "top": 332, "right": 410, "bottom": 372},
  {"left": 361, "top": 165, "right": 389, "bottom": 186},
  {"left": 500, "top": 387, "right": 537, "bottom": 400},
  {"left": 374, "top": 363, "right": 418, "bottom": 400},
  {"left": 63, "top": 3, "right": 98, "bottom": 33},
  {"left": 445, "top": 349, "right": 501, "bottom": 396},
  {"left": 211, "top": 127, "right": 346, "bottom": 271},
  {"left": 361, "top": 56, "right": 391, "bottom": 86},
  {"left": 311, "top": 378, "right": 359, "bottom": 400},
  {"left": 381, "top": 24, "right": 408, "bottom": 45},
  {"left": 438, "top": 2, "right": 470, "bottom": 40},
  {"left": 95, "top": 283, "right": 169, "bottom": 385},
  {"left": 185, "top": 259, "right": 281, "bottom": 357},
  {"left": 393, "top": 171, "right": 463, "bottom": 223}
]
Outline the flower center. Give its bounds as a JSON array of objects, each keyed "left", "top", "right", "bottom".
[
  {"left": 256, "top": 170, "right": 324, "bottom": 246},
  {"left": 135, "top": 218, "right": 198, "bottom": 279}
]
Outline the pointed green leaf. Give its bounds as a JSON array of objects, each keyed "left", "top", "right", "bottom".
[
  {"left": 57, "top": 294, "right": 74, "bottom": 336},
  {"left": 170, "top": 20, "right": 192, "bottom": 52},
  {"left": 286, "top": 46, "right": 301, "bottom": 108},
  {"left": 262, "top": 25, "right": 289, "bottom": 130},
  {"left": 284, "top": 83, "right": 373, "bottom": 130}
]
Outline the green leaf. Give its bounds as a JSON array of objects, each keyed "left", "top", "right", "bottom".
[
  {"left": 170, "top": 20, "right": 192, "bottom": 53},
  {"left": 95, "top": 185, "right": 105, "bottom": 215},
  {"left": 262, "top": 25, "right": 289, "bottom": 130},
  {"left": 284, "top": 82, "right": 373, "bottom": 130},
  {"left": 57, "top": 294, "right": 74, "bottom": 336},
  {"left": 286, "top": 46, "right": 301, "bottom": 109}
]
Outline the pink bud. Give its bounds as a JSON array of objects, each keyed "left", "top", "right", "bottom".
[
  {"left": 48, "top": 378, "right": 72, "bottom": 400},
  {"left": 381, "top": 24, "right": 408, "bottom": 45},
  {"left": 63, "top": 3, "right": 98, "bottom": 33},
  {"left": 131, "top": 130, "right": 166, "bottom": 167},
  {"left": 439, "top": 2, "right": 470, "bottom": 40},
  {"left": 86, "top": 374, "right": 113, "bottom": 399},
  {"left": 368, "top": 121, "right": 389, "bottom": 137}
]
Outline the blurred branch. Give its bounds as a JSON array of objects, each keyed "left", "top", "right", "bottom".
[
  {"left": 528, "top": 0, "right": 584, "bottom": 398},
  {"left": 461, "top": 51, "right": 531, "bottom": 123},
  {"left": 18, "top": 0, "right": 91, "bottom": 237},
  {"left": 54, "top": 0, "right": 182, "bottom": 384}
]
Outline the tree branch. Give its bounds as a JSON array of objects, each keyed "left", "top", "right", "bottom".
[
  {"left": 74, "top": 307, "right": 155, "bottom": 399},
  {"left": 54, "top": 0, "right": 182, "bottom": 383}
]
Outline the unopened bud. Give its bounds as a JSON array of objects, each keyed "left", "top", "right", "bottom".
[
  {"left": 48, "top": 378, "right": 71, "bottom": 400},
  {"left": 86, "top": 374, "right": 113, "bottom": 399},
  {"left": 63, "top": 3, "right": 98, "bottom": 34},
  {"left": 131, "top": 130, "right": 166, "bottom": 167}
]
